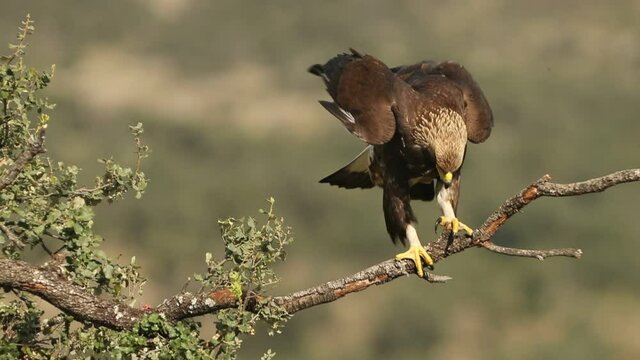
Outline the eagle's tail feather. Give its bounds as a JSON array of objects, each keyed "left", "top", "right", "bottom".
[{"left": 320, "top": 146, "right": 374, "bottom": 189}]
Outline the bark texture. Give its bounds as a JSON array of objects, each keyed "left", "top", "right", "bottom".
[{"left": 1, "top": 169, "right": 638, "bottom": 330}]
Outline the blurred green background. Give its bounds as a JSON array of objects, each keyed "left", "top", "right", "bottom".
[{"left": 2, "top": 1, "right": 639, "bottom": 359}]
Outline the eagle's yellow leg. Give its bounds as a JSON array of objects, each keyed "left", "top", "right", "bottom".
[
  {"left": 394, "top": 224, "right": 433, "bottom": 277},
  {"left": 436, "top": 216, "right": 473, "bottom": 235},
  {"left": 395, "top": 245, "right": 433, "bottom": 278},
  {"left": 435, "top": 179, "right": 473, "bottom": 236}
]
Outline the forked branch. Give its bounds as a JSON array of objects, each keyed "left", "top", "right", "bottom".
[{"left": 0, "top": 169, "right": 638, "bottom": 330}]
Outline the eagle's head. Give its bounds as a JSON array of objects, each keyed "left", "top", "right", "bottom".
[
  {"left": 415, "top": 108, "right": 467, "bottom": 187},
  {"left": 434, "top": 137, "right": 465, "bottom": 187}
]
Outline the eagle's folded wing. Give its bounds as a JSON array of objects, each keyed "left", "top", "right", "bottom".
[
  {"left": 309, "top": 50, "right": 398, "bottom": 145},
  {"left": 428, "top": 62, "right": 494, "bottom": 143}
]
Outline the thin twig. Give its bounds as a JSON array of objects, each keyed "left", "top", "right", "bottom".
[
  {"left": 2, "top": 14, "right": 34, "bottom": 65},
  {"left": 482, "top": 241, "right": 582, "bottom": 260},
  {"left": 0, "top": 222, "right": 25, "bottom": 249}
]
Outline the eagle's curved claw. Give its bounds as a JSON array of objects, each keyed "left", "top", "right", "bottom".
[
  {"left": 436, "top": 216, "right": 473, "bottom": 236},
  {"left": 395, "top": 245, "right": 434, "bottom": 277}
]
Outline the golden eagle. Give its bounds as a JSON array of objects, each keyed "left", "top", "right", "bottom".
[{"left": 309, "top": 49, "right": 494, "bottom": 277}]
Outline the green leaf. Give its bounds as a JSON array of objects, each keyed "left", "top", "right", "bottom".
[{"left": 103, "top": 264, "right": 113, "bottom": 279}]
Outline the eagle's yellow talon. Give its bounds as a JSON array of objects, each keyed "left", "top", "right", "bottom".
[
  {"left": 452, "top": 219, "right": 459, "bottom": 233},
  {"left": 395, "top": 245, "right": 434, "bottom": 277},
  {"left": 460, "top": 223, "right": 474, "bottom": 236},
  {"left": 437, "top": 216, "right": 473, "bottom": 236}
]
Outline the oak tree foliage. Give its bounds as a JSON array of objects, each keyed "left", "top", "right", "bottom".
[{"left": 0, "top": 16, "right": 291, "bottom": 359}]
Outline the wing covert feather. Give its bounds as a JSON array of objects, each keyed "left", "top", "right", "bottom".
[
  {"left": 310, "top": 51, "right": 399, "bottom": 145},
  {"left": 429, "top": 62, "right": 494, "bottom": 143}
]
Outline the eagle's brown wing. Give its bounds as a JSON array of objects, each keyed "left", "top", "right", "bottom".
[
  {"left": 391, "top": 60, "right": 437, "bottom": 82},
  {"left": 393, "top": 60, "right": 494, "bottom": 143},
  {"left": 309, "top": 50, "right": 398, "bottom": 145},
  {"left": 427, "top": 62, "right": 494, "bottom": 143}
]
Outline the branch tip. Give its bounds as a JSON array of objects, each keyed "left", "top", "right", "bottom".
[{"left": 425, "top": 273, "right": 452, "bottom": 283}]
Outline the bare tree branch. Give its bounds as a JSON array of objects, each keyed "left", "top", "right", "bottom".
[
  {"left": 481, "top": 241, "right": 583, "bottom": 260},
  {"left": 0, "top": 258, "right": 145, "bottom": 330},
  {"left": 0, "top": 169, "right": 638, "bottom": 330}
]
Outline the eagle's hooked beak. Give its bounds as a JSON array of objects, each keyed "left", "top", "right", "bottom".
[
  {"left": 443, "top": 172, "right": 453, "bottom": 184},
  {"left": 437, "top": 168, "right": 453, "bottom": 187}
]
